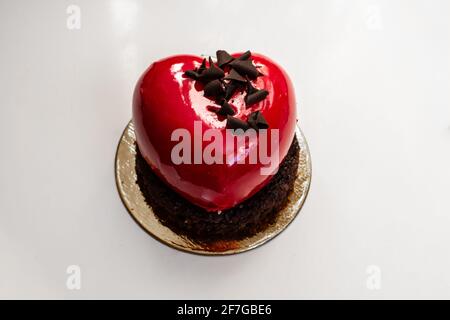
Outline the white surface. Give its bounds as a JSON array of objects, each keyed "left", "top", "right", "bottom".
[{"left": 1, "top": 0, "right": 449, "bottom": 299}]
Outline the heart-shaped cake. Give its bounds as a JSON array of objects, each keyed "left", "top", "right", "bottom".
[
  {"left": 133, "top": 50, "right": 298, "bottom": 240},
  {"left": 132, "top": 50, "right": 298, "bottom": 240}
]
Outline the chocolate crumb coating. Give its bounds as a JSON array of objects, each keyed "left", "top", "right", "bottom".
[{"left": 135, "top": 137, "right": 300, "bottom": 242}]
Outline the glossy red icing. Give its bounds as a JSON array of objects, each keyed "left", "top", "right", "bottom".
[{"left": 132, "top": 53, "right": 296, "bottom": 211}]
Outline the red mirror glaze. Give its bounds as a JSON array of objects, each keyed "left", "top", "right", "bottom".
[{"left": 132, "top": 53, "right": 297, "bottom": 211}]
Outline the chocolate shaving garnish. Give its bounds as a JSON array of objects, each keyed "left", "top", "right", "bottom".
[
  {"left": 226, "top": 115, "right": 249, "bottom": 132},
  {"left": 245, "top": 89, "right": 269, "bottom": 106},
  {"left": 197, "top": 58, "right": 207, "bottom": 74},
  {"left": 184, "top": 70, "right": 199, "bottom": 80},
  {"left": 216, "top": 99, "right": 235, "bottom": 116},
  {"left": 224, "top": 81, "right": 240, "bottom": 100},
  {"left": 216, "top": 50, "right": 234, "bottom": 68},
  {"left": 224, "top": 69, "right": 246, "bottom": 82},
  {"left": 229, "top": 59, "right": 259, "bottom": 79},
  {"left": 204, "top": 79, "right": 225, "bottom": 97},
  {"left": 198, "top": 64, "right": 225, "bottom": 83},
  {"left": 183, "top": 49, "right": 270, "bottom": 115},
  {"left": 237, "top": 50, "right": 251, "bottom": 61},
  {"left": 247, "top": 111, "right": 269, "bottom": 130},
  {"left": 246, "top": 79, "right": 258, "bottom": 95}
]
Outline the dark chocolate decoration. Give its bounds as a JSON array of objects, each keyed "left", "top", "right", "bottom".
[
  {"left": 229, "top": 59, "right": 259, "bottom": 79},
  {"left": 183, "top": 50, "right": 270, "bottom": 127},
  {"left": 204, "top": 79, "right": 225, "bottom": 97},
  {"left": 209, "top": 56, "right": 215, "bottom": 67},
  {"left": 247, "top": 111, "right": 269, "bottom": 130},
  {"left": 245, "top": 89, "right": 269, "bottom": 106},
  {"left": 216, "top": 50, "right": 234, "bottom": 68},
  {"left": 237, "top": 50, "right": 251, "bottom": 60},
  {"left": 224, "top": 81, "right": 240, "bottom": 100},
  {"left": 184, "top": 70, "right": 199, "bottom": 79},
  {"left": 216, "top": 99, "right": 235, "bottom": 116},
  {"left": 198, "top": 64, "right": 225, "bottom": 83},
  {"left": 226, "top": 115, "right": 250, "bottom": 131},
  {"left": 224, "top": 69, "right": 246, "bottom": 82},
  {"left": 246, "top": 79, "right": 258, "bottom": 95},
  {"left": 198, "top": 58, "right": 207, "bottom": 74},
  {"left": 255, "top": 65, "right": 265, "bottom": 76}
]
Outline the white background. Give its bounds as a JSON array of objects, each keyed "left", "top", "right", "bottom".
[{"left": 1, "top": 0, "right": 449, "bottom": 299}]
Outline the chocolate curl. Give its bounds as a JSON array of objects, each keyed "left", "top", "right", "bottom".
[
  {"left": 197, "top": 58, "right": 207, "bottom": 74},
  {"left": 247, "top": 111, "right": 269, "bottom": 130},
  {"left": 216, "top": 50, "right": 234, "bottom": 68},
  {"left": 184, "top": 70, "right": 199, "bottom": 80},
  {"left": 204, "top": 79, "right": 225, "bottom": 97},
  {"left": 216, "top": 99, "right": 235, "bottom": 116},
  {"left": 224, "top": 69, "right": 247, "bottom": 83},
  {"left": 237, "top": 50, "right": 251, "bottom": 60},
  {"left": 229, "top": 59, "right": 259, "bottom": 79},
  {"left": 224, "top": 81, "right": 240, "bottom": 100},
  {"left": 226, "top": 115, "right": 250, "bottom": 131},
  {"left": 198, "top": 66, "right": 225, "bottom": 83},
  {"left": 246, "top": 79, "right": 258, "bottom": 95},
  {"left": 245, "top": 89, "right": 269, "bottom": 106}
]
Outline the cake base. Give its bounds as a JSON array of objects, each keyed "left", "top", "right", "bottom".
[
  {"left": 135, "top": 138, "right": 300, "bottom": 242},
  {"left": 115, "top": 121, "right": 311, "bottom": 255}
]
